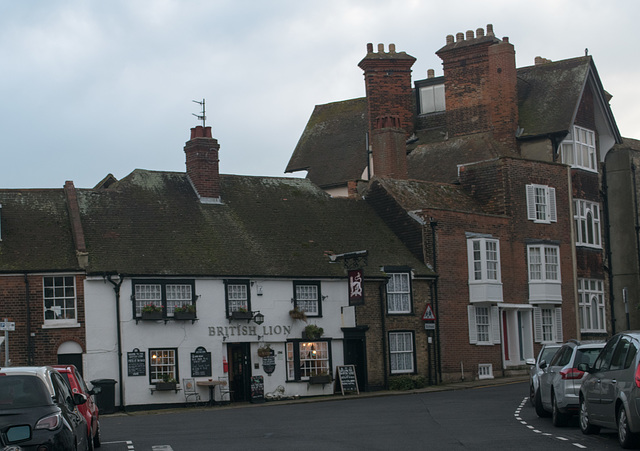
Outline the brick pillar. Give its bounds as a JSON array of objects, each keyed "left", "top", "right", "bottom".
[
  {"left": 371, "top": 115, "right": 408, "bottom": 179},
  {"left": 184, "top": 126, "right": 221, "bottom": 202},
  {"left": 358, "top": 43, "right": 416, "bottom": 139}
]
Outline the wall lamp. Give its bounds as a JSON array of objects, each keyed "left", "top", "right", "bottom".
[{"left": 252, "top": 311, "right": 265, "bottom": 325}]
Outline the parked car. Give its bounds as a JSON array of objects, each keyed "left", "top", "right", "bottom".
[
  {"left": 0, "top": 366, "right": 90, "bottom": 450},
  {"left": 526, "top": 343, "right": 561, "bottom": 405},
  {"left": 535, "top": 339, "right": 605, "bottom": 426},
  {"left": 53, "top": 364, "right": 101, "bottom": 449},
  {"left": 579, "top": 332, "right": 640, "bottom": 448}
]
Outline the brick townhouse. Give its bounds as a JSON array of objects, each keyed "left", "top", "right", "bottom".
[{"left": 287, "top": 24, "right": 622, "bottom": 382}]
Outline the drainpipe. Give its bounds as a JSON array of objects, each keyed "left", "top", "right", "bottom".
[
  {"left": 379, "top": 282, "right": 388, "bottom": 388},
  {"left": 429, "top": 219, "right": 442, "bottom": 384},
  {"left": 24, "top": 274, "right": 33, "bottom": 365},
  {"left": 106, "top": 274, "right": 125, "bottom": 411}
]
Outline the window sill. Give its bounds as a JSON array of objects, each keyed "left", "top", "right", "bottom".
[{"left": 42, "top": 322, "right": 81, "bottom": 329}]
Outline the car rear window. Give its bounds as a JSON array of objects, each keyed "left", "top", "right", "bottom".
[
  {"left": 575, "top": 348, "right": 602, "bottom": 368},
  {"left": 0, "top": 375, "right": 51, "bottom": 408},
  {"left": 540, "top": 347, "right": 559, "bottom": 363}
]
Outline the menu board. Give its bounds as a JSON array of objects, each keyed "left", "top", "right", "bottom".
[
  {"left": 336, "top": 365, "right": 359, "bottom": 395},
  {"left": 127, "top": 349, "right": 146, "bottom": 377},
  {"left": 250, "top": 375, "right": 264, "bottom": 403},
  {"left": 190, "top": 347, "right": 212, "bottom": 377}
]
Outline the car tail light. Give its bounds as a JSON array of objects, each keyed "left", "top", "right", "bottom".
[
  {"left": 35, "top": 412, "right": 61, "bottom": 430},
  {"left": 560, "top": 368, "right": 584, "bottom": 380},
  {"left": 635, "top": 364, "right": 640, "bottom": 388}
]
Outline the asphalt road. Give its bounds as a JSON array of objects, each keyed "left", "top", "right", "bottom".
[{"left": 98, "top": 381, "right": 625, "bottom": 450}]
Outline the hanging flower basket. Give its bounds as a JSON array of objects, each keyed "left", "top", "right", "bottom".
[
  {"left": 257, "top": 345, "right": 273, "bottom": 358},
  {"left": 289, "top": 307, "right": 307, "bottom": 322}
]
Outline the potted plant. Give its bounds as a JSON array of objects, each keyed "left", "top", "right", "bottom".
[
  {"left": 289, "top": 307, "right": 307, "bottom": 322},
  {"left": 173, "top": 304, "right": 196, "bottom": 320},
  {"left": 230, "top": 306, "right": 253, "bottom": 320},
  {"left": 303, "top": 324, "right": 324, "bottom": 340},
  {"left": 257, "top": 344, "right": 272, "bottom": 358},
  {"left": 155, "top": 375, "right": 177, "bottom": 391},
  {"left": 309, "top": 372, "right": 332, "bottom": 385},
  {"left": 141, "top": 303, "right": 163, "bottom": 320}
]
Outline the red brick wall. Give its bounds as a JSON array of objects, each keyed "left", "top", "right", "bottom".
[
  {"left": 184, "top": 126, "right": 220, "bottom": 199},
  {"left": 0, "top": 274, "right": 86, "bottom": 366}
]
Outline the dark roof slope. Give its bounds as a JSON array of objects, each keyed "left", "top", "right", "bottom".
[
  {"left": 79, "top": 169, "right": 433, "bottom": 278},
  {"left": 0, "top": 189, "right": 79, "bottom": 272},
  {"left": 285, "top": 98, "right": 367, "bottom": 188},
  {"left": 517, "top": 57, "right": 590, "bottom": 139}
]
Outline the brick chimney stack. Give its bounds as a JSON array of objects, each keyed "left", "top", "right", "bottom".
[
  {"left": 436, "top": 24, "right": 518, "bottom": 150},
  {"left": 371, "top": 115, "right": 408, "bottom": 179},
  {"left": 358, "top": 43, "right": 416, "bottom": 139},
  {"left": 184, "top": 126, "right": 221, "bottom": 203}
]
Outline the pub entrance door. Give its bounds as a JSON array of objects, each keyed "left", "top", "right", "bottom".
[
  {"left": 227, "top": 343, "right": 251, "bottom": 402},
  {"left": 343, "top": 327, "right": 367, "bottom": 391}
]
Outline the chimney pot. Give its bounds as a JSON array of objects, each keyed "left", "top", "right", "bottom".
[
  {"left": 486, "top": 24, "right": 494, "bottom": 36},
  {"left": 446, "top": 34, "right": 454, "bottom": 45},
  {"left": 377, "top": 43, "right": 384, "bottom": 53},
  {"left": 502, "top": 36, "right": 509, "bottom": 43},
  {"left": 389, "top": 43, "right": 396, "bottom": 53},
  {"left": 456, "top": 32, "right": 464, "bottom": 42},
  {"left": 466, "top": 30, "right": 474, "bottom": 40},
  {"left": 367, "top": 42, "right": 373, "bottom": 53},
  {"left": 476, "top": 28, "right": 484, "bottom": 37},
  {"left": 427, "top": 69, "right": 435, "bottom": 78}
]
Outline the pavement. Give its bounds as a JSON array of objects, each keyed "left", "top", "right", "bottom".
[{"left": 110, "top": 375, "right": 529, "bottom": 416}]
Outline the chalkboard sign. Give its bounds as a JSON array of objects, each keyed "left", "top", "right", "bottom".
[
  {"left": 127, "top": 349, "right": 146, "bottom": 377},
  {"left": 190, "top": 347, "right": 212, "bottom": 377},
  {"left": 250, "top": 375, "right": 264, "bottom": 403},
  {"left": 336, "top": 365, "right": 359, "bottom": 395},
  {"left": 262, "top": 355, "right": 276, "bottom": 375}
]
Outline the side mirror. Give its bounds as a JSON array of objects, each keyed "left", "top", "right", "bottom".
[
  {"left": 577, "top": 362, "right": 592, "bottom": 373},
  {"left": 89, "top": 386, "right": 102, "bottom": 396},
  {"left": 539, "top": 360, "right": 548, "bottom": 370},
  {"left": 525, "top": 358, "right": 536, "bottom": 366},
  {"left": 73, "top": 393, "right": 87, "bottom": 406}
]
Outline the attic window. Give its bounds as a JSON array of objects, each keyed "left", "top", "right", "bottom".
[
  {"left": 560, "top": 125, "right": 597, "bottom": 172},
  {"left": 418, "top": 83, "right": 445, "bottom": 115}
]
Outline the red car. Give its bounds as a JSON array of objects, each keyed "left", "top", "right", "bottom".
[{"left": 53, "top": 365, "right": 101, "bottom": 449}]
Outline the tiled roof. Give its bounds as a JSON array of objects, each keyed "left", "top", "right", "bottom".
[
  {"left": 285, "top": 98, "right": 368, "bottom": 188},
  {"left": 0, "top": 189, "right": 80, "bottom": 272},
  {"left": 370, "top": 178, "right": 489, "bottom": 214},
  {"left": 517, "top": 57, "right": 591, "bottom": 138},
  {"left": 78, "top": 170, "right": 433, "bottom": 278}
]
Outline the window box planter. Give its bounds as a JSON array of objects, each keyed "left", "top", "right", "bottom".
[
  {"left": 308, "top": 374, "right": 332, "bottom": 385},
  {"left": 230, "top": 311, "right": 253, "bottom": 320},
  {"left": 141, "top": 311, "right": 163, "bottom": 320},
  {"left": 173, "top": 311, "right": 196, "bottom": 320},
  {"left": 154, "top": 382, "right": 177, "bottom": 391}
]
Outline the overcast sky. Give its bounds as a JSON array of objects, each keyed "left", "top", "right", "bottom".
[{"left": 1, "top": 1, "right": 638, "bottom": 189}]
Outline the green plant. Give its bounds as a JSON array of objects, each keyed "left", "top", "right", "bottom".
[
  {"left": 161, "top": 374, "right": 177, "bottom": 383},
  {"left": 141, "top": 303, "right": 162, "bottom": 313},
  {"left": 388, "top": 375, "right": 428, "bottom": 391},
  {"left": 304, "top": 324, "right": 324, "bottom": 340},
  {"left": 289, "top": 307, "right": 307, "bottom": 322},
  {"left": 236, "top": 306, "right": 248, "bottom": 313},
  {"left": 174, "top": 304, "right": 196, "bottom": 313}
]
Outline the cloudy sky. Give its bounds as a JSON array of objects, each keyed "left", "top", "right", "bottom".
[{"left": 1, "top": 1, "right": 638, "bottom": 189}]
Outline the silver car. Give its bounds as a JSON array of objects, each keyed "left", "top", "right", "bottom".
[
  {"left": 536, "top": 340, "right": 605, "bottom": 426},
  {"left": 579, "top": 332, "right": 640, "bottom": 448},
  {"left": 526, "top": 344, "right": 561, "bottom": 406}
]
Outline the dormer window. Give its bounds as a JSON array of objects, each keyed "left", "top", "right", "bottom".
[
  {"left": 418, "top": 83, "right": 445, "bottom": 115},
  {"left": 560, "top": 125, "right": 597, "bottom": 171}
]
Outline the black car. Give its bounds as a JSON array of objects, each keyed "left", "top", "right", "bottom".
[{"left": 0, "top": 366, "right": 90, "bottom": 450}]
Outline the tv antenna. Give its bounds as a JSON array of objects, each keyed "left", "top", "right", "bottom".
[{"left": 192, "top": 98, "right": 207, "bottom": 128}]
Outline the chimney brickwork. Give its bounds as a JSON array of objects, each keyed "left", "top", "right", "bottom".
[
  {"left": 358, "top": 43, "right": 416, "bottom": 138},
  {"left": 184, "top": 126, "right": 221, "bottom": 202},
  {"left": 371, "top": 115, "right": 408, "bottom": 179},
  {"left": 436, "top": 24, "right": 518, "bottom": 150}
]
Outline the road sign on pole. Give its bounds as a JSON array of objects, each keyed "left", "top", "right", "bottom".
[
  {"left": 0, "top": 322, "right": 15, "bottom": 331},
  {"left": 422, "top": 304, "right": 436, "bottom": 322}
]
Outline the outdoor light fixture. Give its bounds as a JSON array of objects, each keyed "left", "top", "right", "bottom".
[{"left": 252, "top": 311, "right": 265, "bottom": 325}]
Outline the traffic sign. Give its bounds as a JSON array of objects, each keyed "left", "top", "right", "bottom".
[
  {"left": 0, "top": 322, "right": 15, "bottom": 331},
  {"left": 422, "top": 304, "right": 436, "bottom": 322}
]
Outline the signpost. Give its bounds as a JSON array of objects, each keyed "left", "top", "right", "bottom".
[{"left": 1, "top": 319, "right": 14, "bottom": 366}]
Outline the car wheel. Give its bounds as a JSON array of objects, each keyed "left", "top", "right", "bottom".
[
  {"left": 552, "top": 393, "right": 568, "bottom": 427},
  {"left": 579, "top": 397, "right": 600, "bottom": 435},
  {"left": 93, "top": 420, "right": 101, "bottom": 448},
  {"left": 534, "top": 389, "right": 550, "bottom": 418},
  {"left": 618, "top": 406, "right": 638, "bottom": 449}
]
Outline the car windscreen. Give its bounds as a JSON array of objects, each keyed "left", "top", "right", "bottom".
[
  {"left": 574, "top": 348, "right": 602, "bottom": 368},
  {"left": 0, "top": 375, "right": 51, "bottom": 408}
]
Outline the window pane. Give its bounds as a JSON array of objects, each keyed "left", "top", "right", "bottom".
[
  {"left": 228, "top": 284, "right": 249, "bottom": 312},
  {"left": 43, "top": 276, "right": 76, "bottom": 321},
  {"left": 299, "top": 341, "right": 329, "bottom": 378},
  {"left": 387, "top": 273, "right": 411, "bottom": 313},
  {"left": 390, "top": 332, "right": 414, "bottom": 373},
  {"left": 150, "top": 349, "right": 176, "bottom": 383}
]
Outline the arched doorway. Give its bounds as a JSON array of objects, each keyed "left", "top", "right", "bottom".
[{"left": 57, "top": 341, "right": 84, "bottom": 375}]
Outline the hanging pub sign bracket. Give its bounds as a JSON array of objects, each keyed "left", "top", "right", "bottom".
[{"left": 328, "top": 250, "right": 368, "bottom": 270}]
